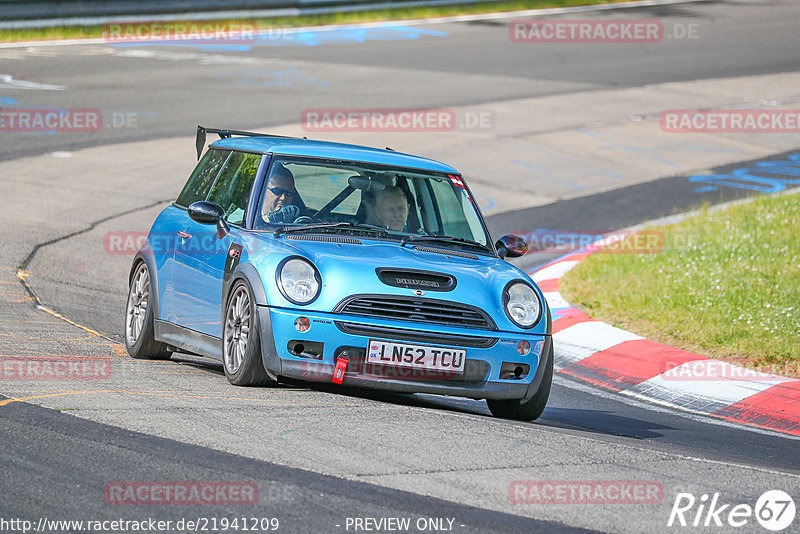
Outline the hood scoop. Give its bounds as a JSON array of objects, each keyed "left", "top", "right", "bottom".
[{"left": 376, "top": 268, "right": 456, "bottom": 292}]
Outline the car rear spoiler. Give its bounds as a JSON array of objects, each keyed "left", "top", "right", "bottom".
[{"left": 195, "top": 125, "right": 302, "bottom": 159}]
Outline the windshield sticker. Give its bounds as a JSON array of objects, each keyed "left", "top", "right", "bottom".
[{"left": 449, "top": 174, "right": 473, "bottom": 202}]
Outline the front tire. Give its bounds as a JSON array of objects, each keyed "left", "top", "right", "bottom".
[
  {"left": 487, "top": 342, "right": 553, "bottom": 421},
  {"left": 125, "top": 261, "right": 171, "bottom": 360},
  {"left": 223, "top": 280, "right": 274, "bottom": 386}
]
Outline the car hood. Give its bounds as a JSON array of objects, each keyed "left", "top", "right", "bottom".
[{"left": 242, "top": 232, "right": 547, "bottom": 334}]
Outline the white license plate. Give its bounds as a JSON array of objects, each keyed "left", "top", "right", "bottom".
[{"left": 367, "top": 339, "right": 466, "bottom": 372}]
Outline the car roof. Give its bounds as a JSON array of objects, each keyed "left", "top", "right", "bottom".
[{"left": 209, "top": 136, "right": 459, "bottom": 174}]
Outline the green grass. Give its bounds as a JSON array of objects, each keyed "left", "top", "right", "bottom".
[
  {"left": 560, "top": 191, "right": 800, "bottom": 377},
  {"left": 1, "top": 0, "right": 631, "bottom": 42}
]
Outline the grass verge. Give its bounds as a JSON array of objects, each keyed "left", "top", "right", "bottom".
[
  {"left": 1, "top": 0, "right": 632, "bottom": 42},
  {"left": 560, "top": 191, "right": 800, "bottom": 378}
]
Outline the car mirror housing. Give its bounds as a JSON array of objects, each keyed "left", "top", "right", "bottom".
[
  {"left": 496, "top": 234, "right": 528, "bottom": 259},
  {"left": 188, "top": 201, "right": 229, "bottom": 238},
  {"left": 188, "top": 201, "right": 224, "bottom": 224}
]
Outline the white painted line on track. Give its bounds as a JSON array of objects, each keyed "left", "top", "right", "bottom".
[{"left": 0, "top": 74, "right": 65, "bottom": 90}]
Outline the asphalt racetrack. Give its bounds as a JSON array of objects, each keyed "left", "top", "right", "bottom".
[{"left": 1, "top": 1, "right": 800, "bottom": 533}]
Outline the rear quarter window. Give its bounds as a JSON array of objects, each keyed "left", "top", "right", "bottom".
[
  {"left": 206, "top": 151, "right": 263, "bottom": 226},
  {"left": 175, "top": 149, "right": 230, "bottom": 207}
]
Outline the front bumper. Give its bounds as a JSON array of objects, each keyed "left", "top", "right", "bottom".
[{"left": 257, "top": 306, "right": 551, "bottom": 401}]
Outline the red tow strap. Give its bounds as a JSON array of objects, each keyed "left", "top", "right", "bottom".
[{"left": 332, "top": 357, "right": 349, "bottom": 384}]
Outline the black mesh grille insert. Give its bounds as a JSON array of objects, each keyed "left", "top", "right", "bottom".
[{"left": 334, "top": 294, "right": 495, "bottom": 330}]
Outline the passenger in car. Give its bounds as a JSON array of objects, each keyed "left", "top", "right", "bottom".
[{"left": 363, "top": 186, "right": 410, "bottom": 231}]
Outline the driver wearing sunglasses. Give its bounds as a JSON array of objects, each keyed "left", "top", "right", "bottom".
[{"left": 261, "top": 164, "right": 302, "bottom": 224}]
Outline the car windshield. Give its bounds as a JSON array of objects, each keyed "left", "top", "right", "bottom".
[{"left": 255, "top": 156, "right": 491, "bottom": 251}]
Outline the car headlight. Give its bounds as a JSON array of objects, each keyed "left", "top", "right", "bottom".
[
  {"left": 278, "top": 257, "right": 321, "bottom": 305},
  {"left": 503, "top": 281, "right": 542, "bottom": 328}
]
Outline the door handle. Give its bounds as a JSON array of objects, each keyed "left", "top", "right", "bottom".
[{"left": 177, "top": 231, "right": 191, "bottom": 239}]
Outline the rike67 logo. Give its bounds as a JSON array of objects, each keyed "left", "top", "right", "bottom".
[{"left": 668, "top": 490, "right": 795, "bottom": 531}]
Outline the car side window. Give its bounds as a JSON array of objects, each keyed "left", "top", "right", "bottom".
[
  {"left": 175, "top": 149, "right": 230, "bottom": 208},
  {"left": 425, "top": 176, "right": 481, "bottom": 241},
  {"left": 206, "top": 151, "right": 262, "bottom": 226}
]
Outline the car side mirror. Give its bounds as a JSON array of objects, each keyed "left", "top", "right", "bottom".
[
  {"left": 496, "top": 234, "right": 528, "bottom": 259},
  {"left": 188, "top": 201, "right": 229, "bottom": 238}
]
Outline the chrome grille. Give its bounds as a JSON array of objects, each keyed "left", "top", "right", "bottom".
[{"left": 334, "top": 295, "right": 495, "bottom": 330}]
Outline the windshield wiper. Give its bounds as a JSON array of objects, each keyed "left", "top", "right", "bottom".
[
  {"left": 401, "top": 235, "right": 490, "bottom": 252},
  {"left": 274, "top": 222, "right": 390, "bottom": 237}
]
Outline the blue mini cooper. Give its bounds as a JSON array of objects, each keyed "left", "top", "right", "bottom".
[{"left": 125, "top": 127, "right": 552, "bottom": 421}]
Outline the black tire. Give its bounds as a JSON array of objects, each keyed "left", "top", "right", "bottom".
[
  {"left": 125, "top": 261, "right": 171, "bottom": 360},
  {"left": 222, "top": 280, "right": 274, "bottom": 387},
  {"left": 487, "top": 342, "right": 553, "bottom": 421}
]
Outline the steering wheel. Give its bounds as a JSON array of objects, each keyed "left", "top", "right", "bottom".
[{"left": 293, "top": 216, "right": 316, "bottom": 224}]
